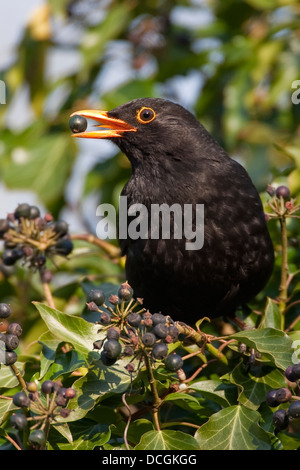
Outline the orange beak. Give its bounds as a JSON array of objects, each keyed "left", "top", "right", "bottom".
[{"left": 70, "top": 109, "right": 137, "bottom": 139}]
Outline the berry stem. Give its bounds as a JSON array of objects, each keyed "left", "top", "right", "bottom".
[
  {"left": 39, "top": 270, "right": 56, "bottom": 309},
  {"left": 142, "top": 351, "right": 161, "bottom": 431},
  {"left": 279, "top": 210, "right": 289, "bottom": 322},
  {"left": 10, "top": 364, "right": 27, "bottom": 391},
  {"left": 70, "top": 233, "right": 121, "bottom": 259}
]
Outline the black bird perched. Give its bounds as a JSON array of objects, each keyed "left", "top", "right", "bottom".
[{"left": 70, "top": 98, "right": 274, "bottom": 324}]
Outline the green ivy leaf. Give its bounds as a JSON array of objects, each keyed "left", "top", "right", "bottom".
[
  {"left": 38, "top": 331, "right": 62, "bottom": 378},
  {"left": 230, "top": 360, "right": 287, "bottom": 410},
  {"left": 259, "top": 298, "right": 282, "bottom": 329},
  {"left": 231, "top": 327, "right": 293, "bottom": 370},
  {"left": 34, "top": 302, "right": 101, "bottom": 357},
  {"left": 0, "top": 397, "right": 15, "bottom": 425},
  {"left": 135, "top": 430, "right": 200, "bottom": 450},
  {"left": 0, "top": 362, "right": 25, "bottom": 388},
  {"left": 50, "top": 419, "right": 110, "bottom": 450},
  {"left": 56, "top": 360, "right": 134, "bottom": 422},
  {"left": 189, "top": 379, "right": 236, "bottom": 408},
  {"left": 195, "top": 405, "right": 271, "bottom": 450}
]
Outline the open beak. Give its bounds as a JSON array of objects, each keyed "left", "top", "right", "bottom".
[{"left": 70, "top": 109, "right": 137, "bottom": 139}]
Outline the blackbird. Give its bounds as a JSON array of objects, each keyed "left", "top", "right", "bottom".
[{"left": 70, "top": 98, "right": 274, "bottom": 324}]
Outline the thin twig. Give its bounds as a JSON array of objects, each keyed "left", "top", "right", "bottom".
[{"left": 122, "top": 393, "right": 132, "bottom": 450}]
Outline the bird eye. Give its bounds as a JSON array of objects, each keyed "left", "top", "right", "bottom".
[{"left": 137, "top": 107, "right": 156, "bottom": 124}]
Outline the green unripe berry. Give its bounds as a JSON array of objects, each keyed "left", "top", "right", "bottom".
[{"left": 28, "top": 429, "right": 46, "bottom": 447}]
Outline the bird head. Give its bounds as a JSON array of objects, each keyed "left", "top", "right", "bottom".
[{"left": 70, "top": 98, "right": 215, "bottom": 169}]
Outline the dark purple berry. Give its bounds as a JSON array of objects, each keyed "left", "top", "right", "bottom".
[
  {"left": 7, "top": 323, "right": 22, "bottom": 337},
  {"left": 153, "top": 323, "right": 168, "bottom": 339},
  {"left": 41, "top": 380, "right": 55, "bottom": 394},
  {"left": 152, "top": 313, "right": 166, "bottom": 325},
  {"left": 28, "top": 206, "right": 41, "bottom": 219},
  {"left": 152, "top": 342, "right": 168, "bottom": 360},
  {"left": 100, "top": 350, "right": 117, "bottom": 366},
  {"left": 103, "top": 339, "right": 122, "bottom": 359},
  {"left": 69, "top": 115, "right": 87, "bottom": 134},
  {"left": 87, "top": 289, "right": 106, "bottom": 306},
  {"left": 53, "top": 220, "right": 69, "bottom": 236},
  {"left": 288, "top": 401, "right": 300, "bottom": 419},
  {"left": 12, "top": 392, "right": 30, "bottom": 408},
  {"left": 276, "top": 388, "right": 292, "bottom": 403},
  {"left": 142, "top": 332, "right": 156, "bottom": 347},
  {"left": 4, "top": 351, "right": 18, "bottom": 365},
  {"left": 2, "top": 249, "right": 20, "bottom": 266},
  {"left": 168, "top": 325, "right": 179, "bottom": 342},
  {"left": 5, "top": 334, "right": 19, "bottom": 351},
  {"left": 273, "top": 409, "right": 289, "bottom": 430},
  {"left": 10, "top": 413, "right": 28, "bottom": 430},
  {"left": 106, "top": 328, "right": 120, "bottom": 340},
  {"left": 285, "top": 365, "right": 298, "bottom": 382},
  {"left": 285, "top": 364, "right": 300, "bottom": 382},
  {"left": 164, "top": 353, "right": 183, "bottom": 372},
  {"left": 55, "top": 237, "right": 73, "bottom": 256},
  {"left": 266, "top": 389, "right": 280, "bottom": 407},
  {"left": 14, "top": 203, "right": 31, "bottom": 219},
  {"left": 276, "top": 185, "right": 290, "bottom": 200},
  {"left": 127, "top": 312, "right": 141, "bottom": 327},
  {"left": 0, "top": 303, "right": 11, "bottom": 319},
  {"left": 292, "top": 363, "right": 300, "bottom": 379}
]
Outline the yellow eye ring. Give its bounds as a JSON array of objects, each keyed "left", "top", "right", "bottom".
[{"left": 136, "top": 107, "right": 156, "bottom": 124}]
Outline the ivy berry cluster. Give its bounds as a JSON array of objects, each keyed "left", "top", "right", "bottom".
[
  {"left": 10, "top": 380, "right": 76, "bottom": 449},
  {"left": 0, "top": 203, "right": 73, "bottom": 275},
  {"left": 266, "top": 363, "right": 300, "bottom": 432},
  {"left": 0, "top": 303, "right": 22, "bottom": 366},
  {"left": 86, "top": 282, "right": 184, "bottom": 373}
]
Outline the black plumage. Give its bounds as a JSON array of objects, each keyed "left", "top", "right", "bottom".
[{"left": 72, "top": 98, "right": 274, "bottom": 324}]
